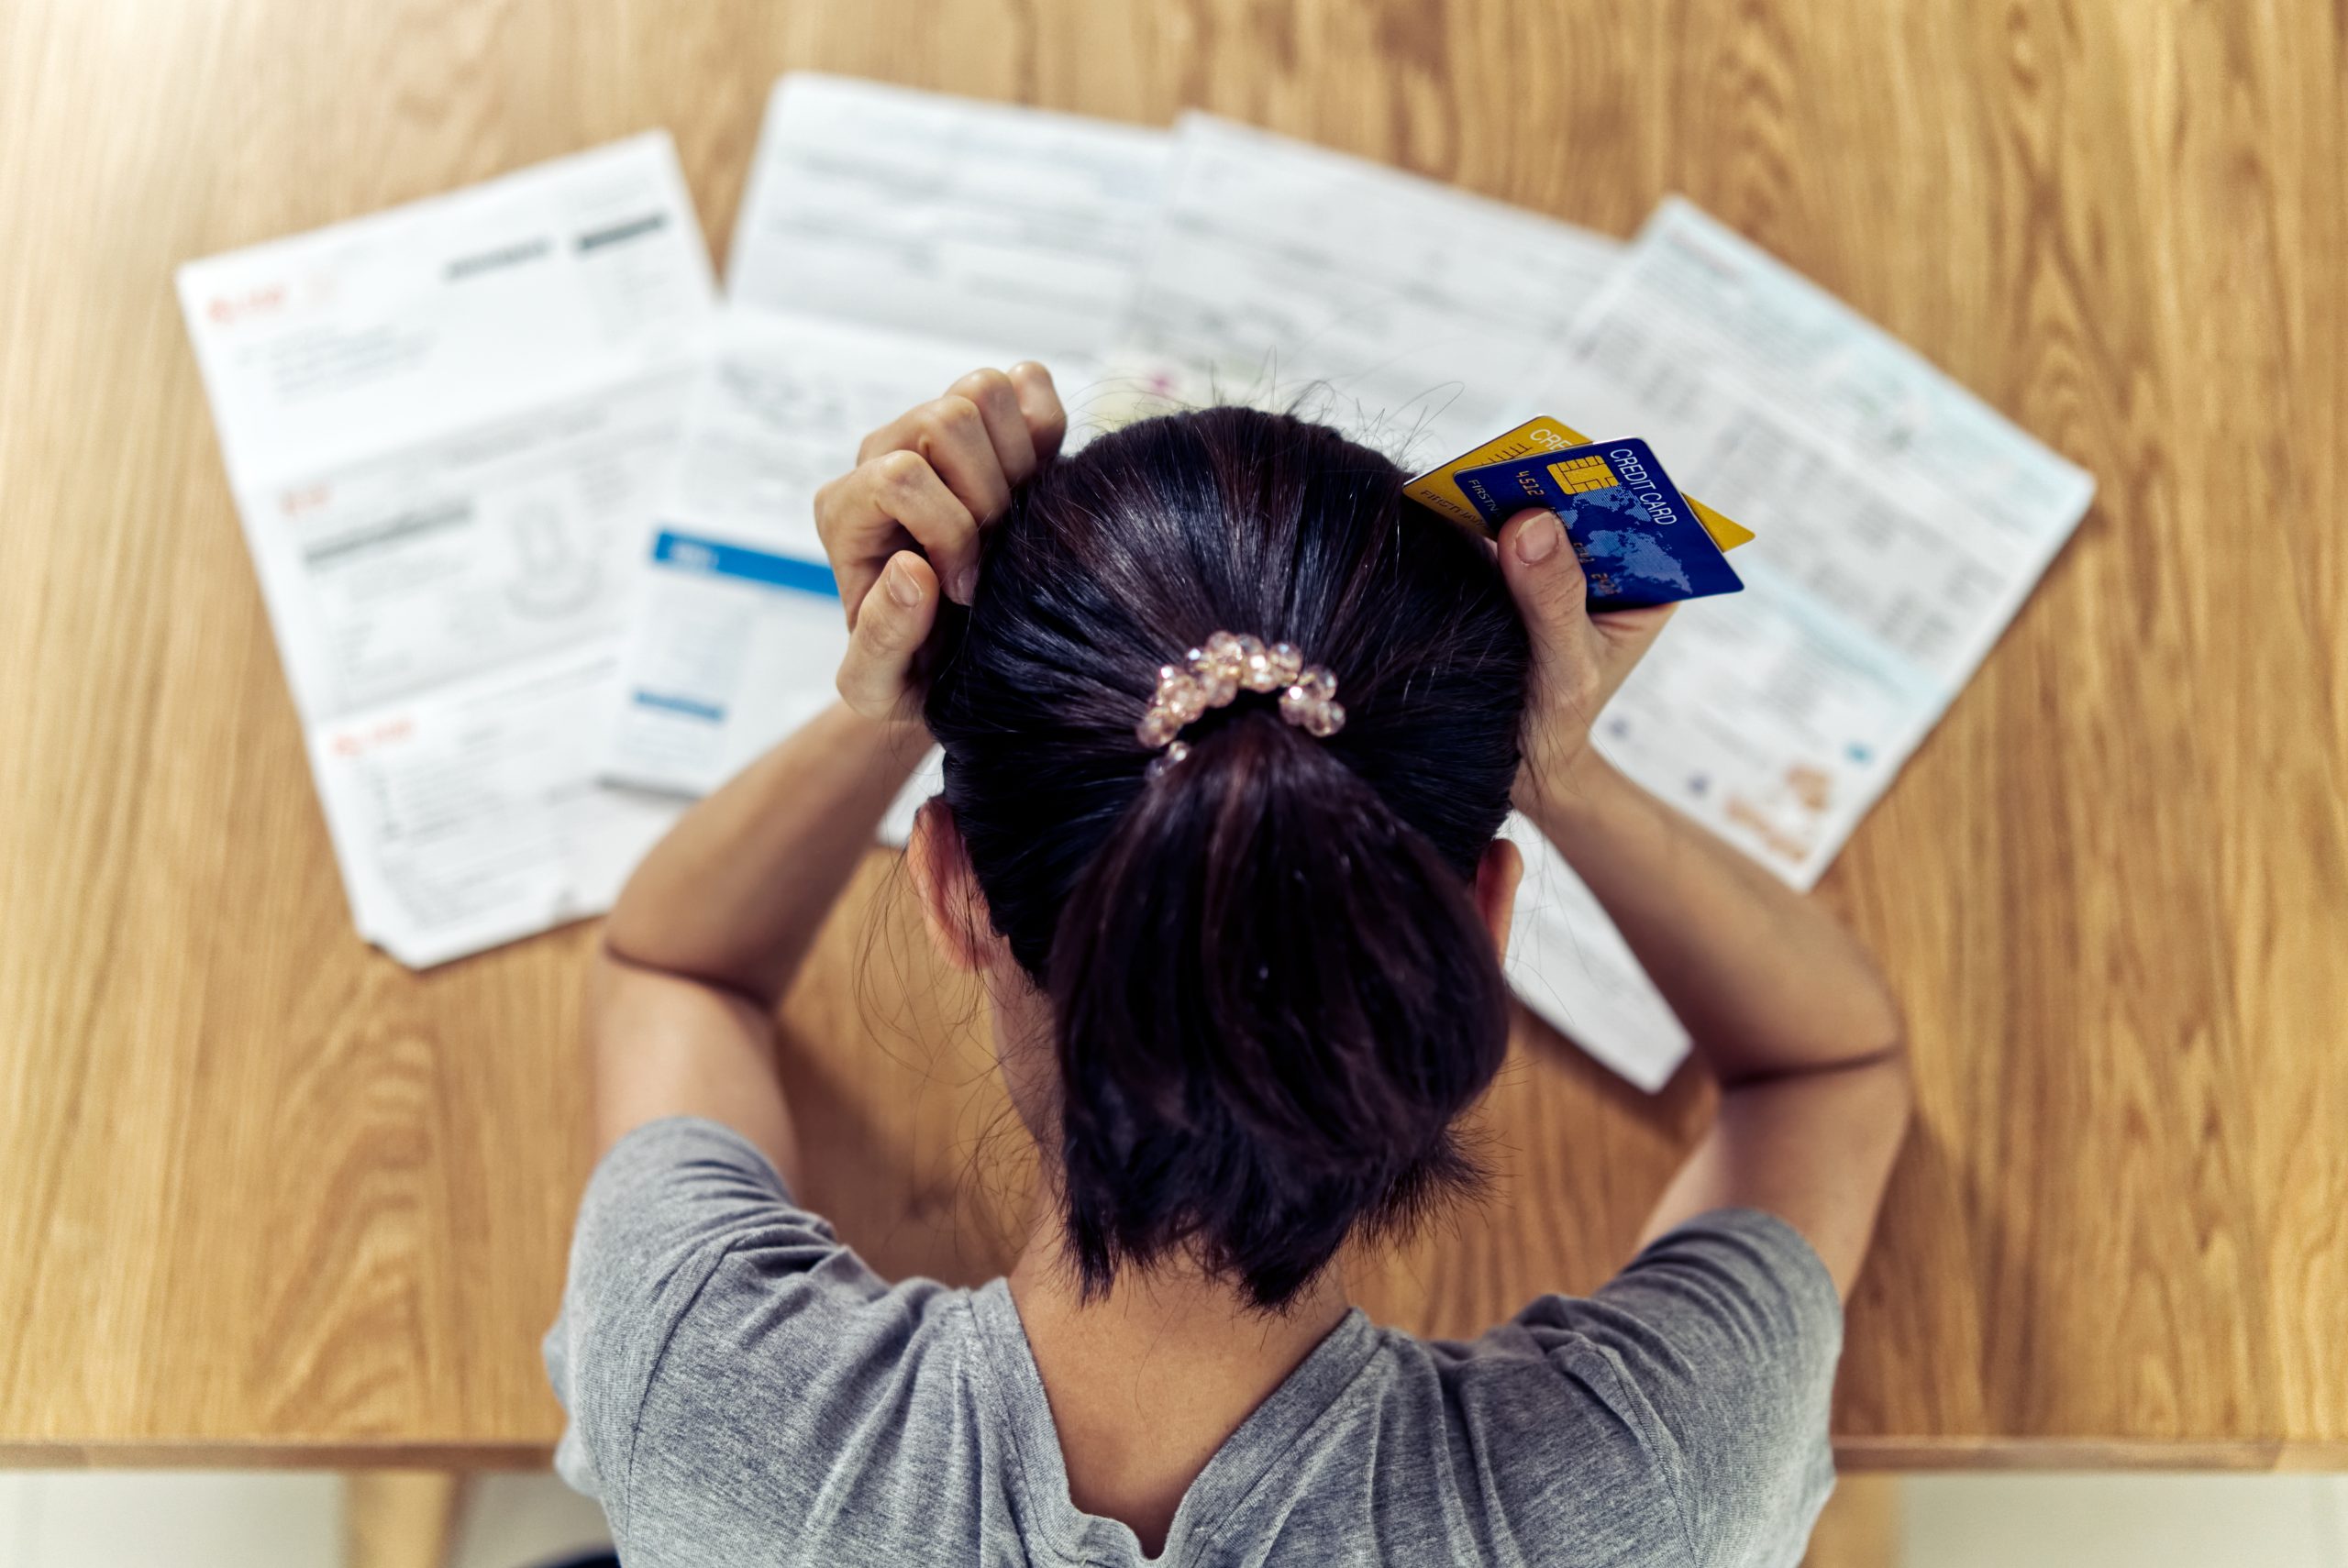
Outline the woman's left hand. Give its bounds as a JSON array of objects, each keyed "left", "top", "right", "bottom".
[
  {"left": 811, "top": 363, "right": 1066, "bottom": 723},
  {"left": 1494, "top": 506, "right": 1677, "bottom": 811}
]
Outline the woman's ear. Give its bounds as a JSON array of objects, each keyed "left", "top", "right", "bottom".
[
  {"left": 908, "top": 798, "right": 993, "bottom": 973},
  {"left": 1474, "top": 836, "right": 1523, "bottom": 958}
]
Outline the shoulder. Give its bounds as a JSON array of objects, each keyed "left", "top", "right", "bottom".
[
  {"left": 1550, "top": 1208, "right": 1844, "bottom": 1393},
  {"left": 546, "top": 1119, "right": 980, "bottom": 1537},
  {"left": 1388, "top": 1210, "right": 1843, "bottom": 1567},
  {"left": 558, "top": 1117, "right": 876, "bottom": 1349},
  {"left": 624, "top": 1259, "right": 988, "bottom": 1547}
]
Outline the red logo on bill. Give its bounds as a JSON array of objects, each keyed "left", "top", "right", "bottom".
[{"left": 207, "top": 283, "right": 288, "bottom": 324}]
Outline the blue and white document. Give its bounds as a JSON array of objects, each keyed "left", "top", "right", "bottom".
[{"left": 603, "top": 76, "right": 1176, "bottom": 819}]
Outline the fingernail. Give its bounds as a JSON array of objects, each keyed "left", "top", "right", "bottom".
[
  {"left": 953, "top": 567, "right": 978, "bottom": 603},
  {"left": 1516, "top": 513, "right": 1562, "bottom": 563},
  {"left": 886, "top": 559, "right": 922, "bottom": 608}
]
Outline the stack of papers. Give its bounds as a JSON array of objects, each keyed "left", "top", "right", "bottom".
[{"left": 179, "top": 77, "right": 2092, "bottom": 1092}]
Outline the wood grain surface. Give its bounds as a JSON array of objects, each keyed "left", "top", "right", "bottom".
[{"left": 0, "top": 0, "right": 2341, "bottom": 1470}]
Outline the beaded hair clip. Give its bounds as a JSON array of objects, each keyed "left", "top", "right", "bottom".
[{"left": 1135, "top": 629, "right": 1346, "bottom": 776}]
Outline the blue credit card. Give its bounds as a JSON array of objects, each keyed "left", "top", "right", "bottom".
[{"left": 1452, "top": 438, "right": 1744, "bottom": 612}]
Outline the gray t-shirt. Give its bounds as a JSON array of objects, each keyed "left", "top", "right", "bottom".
[{"left": 548, "top": 1118, "right": 1841, "bottom": 1567}]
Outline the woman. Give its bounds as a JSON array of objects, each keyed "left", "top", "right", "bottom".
[{"left": 548, "top": 365, "right": 1911, "bottom": 1566}]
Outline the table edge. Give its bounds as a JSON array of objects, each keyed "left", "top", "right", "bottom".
[
  {"left": 4, "top": 1437, "right": 2342, "bottom": 1472},
  {"left": 0, "top": 1441, "right": 559, "bottom": 1470},
  {"left": 1834, "top": 1438, "right": 2348, "bottom": 1473}
]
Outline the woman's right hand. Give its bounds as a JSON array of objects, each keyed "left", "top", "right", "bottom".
[
  {"left": 811, "top": 362, "right": 1066, "bottom": 723},
  {"left": 1494, "top": 506, "right": 1677, "bottom": 811}
]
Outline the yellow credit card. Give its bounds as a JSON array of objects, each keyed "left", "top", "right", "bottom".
[
  {"left": 1687, "top": 494, "right": 1755, "bottom": 552},
  {"left": 1404, "top": 415, "right": 1755, "bottom": 552}
]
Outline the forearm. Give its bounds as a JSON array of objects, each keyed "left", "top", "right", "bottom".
[
  {"left": 1523, "top": 753, "right": 1904, "bottom": 1084},
  {"left": 604, "top": 702, "right": 932, "bottom": 1005}
]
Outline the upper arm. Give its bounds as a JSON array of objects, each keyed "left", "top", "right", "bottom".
[
  {"left": 1636, "top": 1054, "right": 1911, "bottom": 1298},
  {"left": 586, "top": 945, "right": 802, "bottom": 1184}
]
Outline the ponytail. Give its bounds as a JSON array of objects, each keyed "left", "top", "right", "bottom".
[{"left": 1047, "top": 709, "right": 1507, "bottom": 1309}]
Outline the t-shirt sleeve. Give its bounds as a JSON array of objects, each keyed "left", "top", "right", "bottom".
[
  {"left": 542, "top": 1116, "right": 884, "bottom": 1525},
  {"left": 1510, "top": 1209, "right": 1844, "bottom": 1568}
]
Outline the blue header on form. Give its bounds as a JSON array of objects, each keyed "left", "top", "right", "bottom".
[{"left": 650, "top": 529, "right": 840, "bottom": 599}]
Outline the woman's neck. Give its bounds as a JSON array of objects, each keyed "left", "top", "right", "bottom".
[{"left": 1005, "top": 1215, "right": 1351, "bottom": 1555}]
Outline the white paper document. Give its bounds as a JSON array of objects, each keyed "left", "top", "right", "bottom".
[
  {"left": 605, "top": 78, "right": 1174, "bottom": 808},
  {"left": 1501, "top": 198, "right": 2095, "bottom": 1087},
  {"left": 729, "top": 73, "right": 1175, "bottom": 357},
  {"left": 178, "top": 133, "right": 717, "bottom": 966},
  {"left": 1501, "top": 814, "right": 1692, "bottom": 1092},
  {"left": 1117, "top": 113, "right": 1623, "bottom": 469}
]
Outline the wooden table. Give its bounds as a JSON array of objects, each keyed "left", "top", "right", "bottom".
[{"left": 3, "top": 0, "right": 2342, "bottom": 1478}]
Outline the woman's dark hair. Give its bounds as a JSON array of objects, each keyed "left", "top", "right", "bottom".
[{"left": 925, "top": 406, "right": 1530, "bottom": 1310}]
